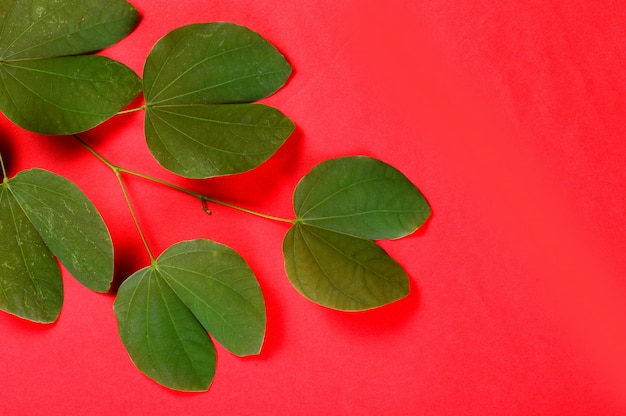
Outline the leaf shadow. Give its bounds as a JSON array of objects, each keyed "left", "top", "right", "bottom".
[
  {"left": 85, "top": 94, "right": 145, "bottom": 146},
  {"left": 107, "top": 238, "right": 149, "bottom": 294},
  {"left": 24, "top": 94, "right": 146, "bottom": 163},
  {"left": 251, "top": 283, "right": 287, "bottom": 361},
  {"left": 323, "top": 210, "right": 435, "bottom": 335},
  {"left": 0, "top": 126, "right": 16, "bottom": 174},
  {"left": 321, "top": 275, "right": 420, "bottom": 337},
  {"left": 0, "top": 312, "right": 60, "bottom": 332}
]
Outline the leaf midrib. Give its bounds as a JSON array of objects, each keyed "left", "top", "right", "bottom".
[
  {"left": 302, "top": 224, "right": 407, "bottom": 292},
  {"left": 1, "top": 185, "right": 52, "bottom": 317},
  {"left": 147, "top": 43, "right": 255, "bottom": 103},
  {"left": 0, "top": 64, "right": 112, "bottom": 117}
]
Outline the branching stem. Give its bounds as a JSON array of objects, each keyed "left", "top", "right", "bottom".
[
  {"left": 114, "top": 168, "right": 156, "bottom": 262},
  {"left": 74, "top": 135, "right": 295, "bottom": 225}
]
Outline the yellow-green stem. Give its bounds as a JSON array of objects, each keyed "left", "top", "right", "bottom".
[{"left": 74, "top": 135, "right": 295, "bottom": 224}]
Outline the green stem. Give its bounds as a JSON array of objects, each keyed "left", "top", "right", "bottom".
[
  {"left": 202, "top": 197, "right": 294, "bottom": 223},
  {"left": 116, "top": 105, "right": 146, "bottom": 115},
  {"left": 74, "top": 135, "right": 295, "bottom": 224},
  {"left": 115, "top": 169, "right": 156, "bottom": 262},
  {"left": 0, "top": 152, "right": 7, "bottom": 182}
]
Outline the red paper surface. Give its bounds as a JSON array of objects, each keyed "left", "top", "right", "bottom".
[{"left": 1, "top": 0, "right": 625, "bottom": 414}]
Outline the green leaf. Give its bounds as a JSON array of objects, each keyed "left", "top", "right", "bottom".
[
  {"left": 0, "top": 56, "right": 142, "bottom": 134},
  {"left": 143, "top": 22, "right": 293, "bottom": 178},
  {"left": 114, "top": 266, "right": 217, "bottom": 392},
  {"left": 8, "top": 169, "right": 113, "bottom": 292},
  {"left": 0, "top": 0, "right": 141, "bottom": 134},
  {"left": 145, "top": 103, "right": 295, "bottom": 178},
  {"left": 143, "top": 22, "right": 291, "bottom": 105},
  {"left": 283, "top": 223, "right": 409, "bottom": 311},
  {"left": 156, "top": 240, "right": 266, "bottom": 356},
  {"left": 283, "top": 156, "right": 430, "bottom": 310},
  {"left": 0, "top": 181, "right": 63, "bottom": 323},
  {"left": 114, "top": 239, "right": 266, "bottom": 391},
  {"left": 294, "top": 156, "right": 431, "bottom": 240},
  {"left": 0, "top": 0, "right": 138, "bottom": 60}
]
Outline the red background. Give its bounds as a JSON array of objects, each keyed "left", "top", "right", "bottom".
[{"left": 1, "top": 0, "right": 625, "bottom": 414}]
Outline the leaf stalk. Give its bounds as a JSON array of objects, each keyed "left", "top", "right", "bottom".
[
  {"left": 74, "top": 135, "right": 295, "bottom": 224},
  {"left": 0, "top": 152, "right": 7, "bottom": 181},
  {"left": 114, "top": 168, "right": 156, "bottom": 262},
  {"left": 116, "top": 105, "right": 147, "bottom": 115}
]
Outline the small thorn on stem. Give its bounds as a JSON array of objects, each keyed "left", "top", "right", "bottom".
[{"left": 201, "top": 199, "right": 212, "bottom": 215}]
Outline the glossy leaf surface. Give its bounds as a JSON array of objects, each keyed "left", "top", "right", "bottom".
[
  {"left": 0, "top": 182, "right": 63, "bottom": 323},
  {"left": 114, "top": 239, "right": 266, "bottom": 391},
  {"left": 0, "top": 0, "right": 141, "bottom": 134},
  {"left": 143, "top": 22, "right": 293, "bottom": 178},
  {"left": 8, "top": 169, "right": 113, "bottom": 292},
  {"left": 294, "top": 156, "right": 431, "bottom": 240},
  {"left": 283, "top": 224, "right": 409, "bottom": 311}
]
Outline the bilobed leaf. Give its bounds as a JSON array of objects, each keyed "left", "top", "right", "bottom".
[
  {"left": 0, "top": 0, "right": 138, "bottom": 60},
  {"left": 9, "top": 169, "right": 113, "bottom": 292},
  {"left": 294, "top": 156, "right": 431, "bottom": 240},
  {"left": 283, "top": 156, "right": 430, "bottom": 310},
  {"left": 283, "top": 223, "right": 409, "bottom": 311},
  {"left": 114, "top": 239, "right": 266, "bottom": 391},
  {"left": 0, "top": 181, "right": 63, "bottom": 323},
  {"left": 143, "top": 22, "right": 293, "bottom": 178},
  {"left": 0, "top": 0, "right": 141, "bottom": 134},
  {"left": 0, "top": 56, "right": 142, "bottom": 134}
]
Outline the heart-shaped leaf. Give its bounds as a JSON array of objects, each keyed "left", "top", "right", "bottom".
[
  {"left": 143, "top": 22, "right": 294, "bottom": 178},
  {"left": 283, "top": 223, "right": 409, "bottom": 311},
  {"left": 0, "top": 0, "right": 141, "bottom": 134},
  {"left": 0, "top": 168, "right": 114, "bottom": 322},
  {"left": 114, "top": 239, "right": 266, "bottom": 391},
  {"left": 294, "top": 156, "right": 431, "bottom": 240},
  {"left": 283, "top": 156, "right": 430, "bottom": 310}
]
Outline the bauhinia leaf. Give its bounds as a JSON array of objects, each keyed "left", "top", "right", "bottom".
[
  {"left": 283, "top": 156, "right": 430, "bottom": 310},
  {"left": 143, "top": 22, "right": 294, "bottom": 178},
  {"left": 0, "top": 182, "right": 63, "bottom": 323},
  {"left": 8, "top": 169, "right": 113, "bottom": 292},
  {"left": 0, "top": 0, "right": 141, "bottom": 134},
  {"left": 283, "top": 223, "right": 409, "bottom": 311},
  {"left": 114, "top": 239, "right": 266, "bottom": 391},
  {"left": 0, "top": 167, "right": 114, "bottom": 322},
  {"left": 294, "top": 156, "right": 431, "bottom": 240}
]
